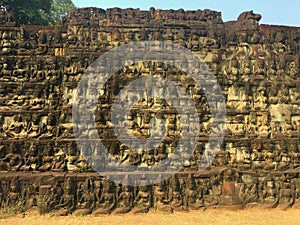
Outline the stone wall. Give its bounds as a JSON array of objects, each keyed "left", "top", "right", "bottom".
[{"left": 0, "top": 7, "right": 300, "bottom": 214}]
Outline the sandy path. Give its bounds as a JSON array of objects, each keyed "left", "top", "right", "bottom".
[{"left": 1, "top": 208, "right": 300, "bottom": 225}]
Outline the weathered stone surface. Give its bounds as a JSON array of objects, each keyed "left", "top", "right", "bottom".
[{"left": 0, "top": 7, "right": 300, "bottom": 214}]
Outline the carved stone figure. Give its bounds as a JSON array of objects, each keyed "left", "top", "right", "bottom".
[
  {"left": 153, "top": 179, "right": 172, "bottom": 213},
  {"left": 20, "top": 142, "right": 40, "bottom": 171},
  {"left": 53, "top": 179, "right": 75, "bottom": 216},
  {"left": 113, "top": 184, "right": 133, "bottom": 214},
  {"left": 261, "top": 178, "right": 278, "bottom": 208},
  {"left": 73, "top": 179, "right": 94, "bottom": 215},
  {"left": 93, "top": 179, "right": 116, "bottom": 215},
  {"left": 186, "top": 174, "right": 205, "bottom": 210},
  {"left": 236, "top": 11, "right": 262, "bottom": 30},
  {"left": 4, "top": 114, "right": 27, "bottom": 139},
  {"left": 132, "top": 181, "right": 151, "bottom": 214}
]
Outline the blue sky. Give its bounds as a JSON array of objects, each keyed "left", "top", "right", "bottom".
[{"left": 72, "top": 0, "right": 300, "bottom": 27}]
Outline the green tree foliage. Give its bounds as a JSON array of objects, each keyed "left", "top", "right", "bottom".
[
  {"left": 2, "top": 0, "right": 75, "bottom": 25},
  {"left": 3, "top": 0, "right": 53, "bottom": 25},
  {"left": 50, "top": 0, "right": 75, "bottom": 24}
]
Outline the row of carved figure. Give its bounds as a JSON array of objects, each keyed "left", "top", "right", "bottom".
[
  {"left": 1, "top": 27, "right": 300, "bottom": 59},
  {"left": 0, "top": 6, "right": 223, "bottom": 26},
  {"left": 0, "top": 139, "right": 300, "bottom": 172},
  {"left": 1, "top": 107, "right": 299, "bottom": 141},
  {"left": 1, "top": 171, "right": 300, "bottom": 215},
  {"left": 0, "top": 58, "right": 298, "bottom": 113},
  {"left": 66, "top": 7, "right": 223, "bottom": 23},
  {"left": 0, "top": 17, "right": 299, "bottom": 56},
  {"left": 0, "top": 54, "right": 299, "bottom": 85}
]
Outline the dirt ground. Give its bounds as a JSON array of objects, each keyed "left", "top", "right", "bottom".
[{"left": 1, "top": 208, "right": 300, "bottom": 225}]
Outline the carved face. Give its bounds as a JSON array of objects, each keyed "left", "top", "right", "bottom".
[
  {"left": 231, "top": 59, "right": 239, "bottom": 68},
  {"left": 164, "top": 29, "right": 173, "bottom": 40},
  {"left": 173, "top": 191, "right": 181, "bottom": 199},
  {"left": 153, "top": 31, "right": 162, "bottom": 40},
  {"left": 111, "top": 30, "right": 121, "bottom": 41},
  {"left": 250, "top": 32, "right": 261, "bottom": 43},
  {"left": 137, "top": 30, "right": 147, "bottom": 41},
  {"left": 266, "top": 181, "right": 274, "bottom": 188},
  {"left": 257, "top": 59, "right": 265, "bottom": 69},
  {"left": 14, "top": 114, "right": 22, "bottom": 122},
  {"left": 122, "top": 185, "right": 130, "bottom": 192},
  {"left": 191, "top": 34, "right": 199, "bottom": 41},
  {"left": 32, "top": 114, "right": 40, "bottom": 123},
  {"left": 125, "top": 32, "right": 134, "bottom": 41},
  {"left": 288, "top": 61, "right": 297, "bottom": 69},
  {"left": 275, "top": 31, "right": 285, "bottom": 42}
]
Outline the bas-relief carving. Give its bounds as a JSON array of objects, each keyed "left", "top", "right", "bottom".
[{"left": 0, "top": 7, "right": 299, "bottom": 213}]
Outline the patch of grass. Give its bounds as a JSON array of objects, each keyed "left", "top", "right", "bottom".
[{"left": 0, "top": 202, "right": 26, "bottom": 219}]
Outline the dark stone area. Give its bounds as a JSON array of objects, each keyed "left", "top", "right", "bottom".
[{"left": 0, "top": 7, "right": 300, "bottom": 214}]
